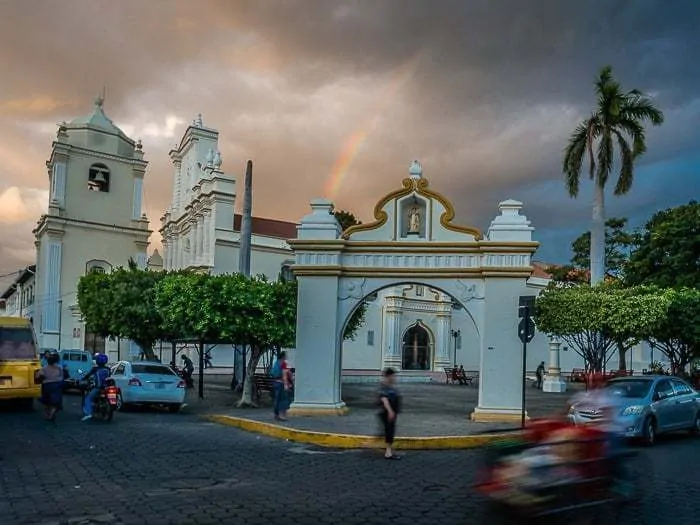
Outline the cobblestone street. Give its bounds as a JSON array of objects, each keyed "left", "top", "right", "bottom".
[{"left": 1, "top": 394, "right": 699, "bottom": 525}]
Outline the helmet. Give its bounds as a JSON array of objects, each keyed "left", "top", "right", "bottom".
[
  {"left": 46, "top": 350, "right": 60, "bottom": 365},
  {"left": 95, "top": 353, "right": 108, "bottom": 366}
]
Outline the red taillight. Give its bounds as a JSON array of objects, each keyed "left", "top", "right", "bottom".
[
  {"left": 105, "top": 386, "right": 118, "bottom": 394},
  {"left": 128, "top": 378, "right": 142, "bottom": 387},
  {"left": 177, "top": 380, "right": 185, "bottom": 388}
]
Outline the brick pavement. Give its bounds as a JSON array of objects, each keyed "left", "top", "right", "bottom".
[{"left": 1, "top": 395, "right": 699, "bottom": 525}]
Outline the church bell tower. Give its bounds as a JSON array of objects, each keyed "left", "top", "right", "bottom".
[{"left": 33, "top": 96, "right": 152, "bottom": 354}]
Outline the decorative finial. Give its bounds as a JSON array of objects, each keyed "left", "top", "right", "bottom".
[
  {"left": 94, "top": 94, "right": 104, "bottom": 108},
  {"left": 212, "top": 150, "right": 222, "bottom": 168},
  {"left": 205, "top": 148, "right": 214, "bottom": 166},
  {"left": 194, "top": 113, "right": 203, "bottom": 127},
  {"left": 408, "top": 160, "right": 422, "bottom": 179},
  {"left": 136, "top": 139, "right": 143, "bottom": 151}
]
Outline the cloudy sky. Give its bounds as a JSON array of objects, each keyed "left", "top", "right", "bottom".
[{"left": 1, "top": 0, "right": 699, "bottom": 290}]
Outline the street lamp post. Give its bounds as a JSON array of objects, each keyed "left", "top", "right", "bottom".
[{"left": 450, "top": 329, "right": 460, "bottom": 367}]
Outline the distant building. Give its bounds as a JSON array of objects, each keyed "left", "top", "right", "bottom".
[
  {"left": 31, "top": 96, "right": 151, "bottom": 358},
  {"left": 0, "top": 265, "right": 36, "bottom": 320}
]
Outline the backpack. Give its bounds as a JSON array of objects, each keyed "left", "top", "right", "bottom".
[{"left": 270, "top": 359, "right": 283, "bottom": 379}]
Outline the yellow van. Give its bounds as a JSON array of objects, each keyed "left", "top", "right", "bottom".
[{"left": 0, "top": 317, "right": 41, "bottom": 407}]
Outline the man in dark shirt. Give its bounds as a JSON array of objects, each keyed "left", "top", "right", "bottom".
[
  {"left": 536, "top": 361, "right": 546, "bottom": 389},
  {"left": 378, "top": 367, "right": 401, "bottom": 460}
]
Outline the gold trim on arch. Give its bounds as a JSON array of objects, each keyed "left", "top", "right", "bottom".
[
  {"left": 341, "top": 178, "right": 415, "bottom": 239},
  {"left": 340, "top": 177, "right": 484, "bottom": 240},
  {"left": 413, "top": 178, "right": 484, "bottom": 240}
]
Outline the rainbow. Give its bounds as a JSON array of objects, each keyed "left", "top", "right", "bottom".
[{"left": 324, "top": 51, "right": 424, "bottom": 200}]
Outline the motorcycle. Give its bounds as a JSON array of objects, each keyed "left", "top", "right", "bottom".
[
  {"left": 171, "top": 364, "right": 194, "bottom": 389},
  {"left": 78, "top": 375, "right": 119, "bottom": 422}
]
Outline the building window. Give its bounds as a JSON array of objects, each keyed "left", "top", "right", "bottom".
[
  {"left": 367, "top": 330, "right": 375, "bottom": 346},
  {"left": 280, "top": 261, "right": 295, "bottom": 282},
  {"left": 85, "top": 259, "right": 112, "bottom": 274},
  {"left": 88, "top": 163, "right": 110, "bottom": 192}
]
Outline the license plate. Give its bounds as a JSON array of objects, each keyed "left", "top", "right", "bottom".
[
  {"left": 155, "top": 383, "right": 165, "bottom": 389},
  {"left": 107, "top": 394, "right": 117, "bottom": 402}
]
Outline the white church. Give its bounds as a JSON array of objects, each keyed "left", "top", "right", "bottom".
[{"left": 1, "top": 98, "right": 658, "bottom": 382}]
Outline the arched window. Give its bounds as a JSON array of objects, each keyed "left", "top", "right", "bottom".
[
  {"left": 402, "top": 323, "right": 432, "bottom": 371},
  {"left": 85, "top": 259, "right": 112, "bottom": 274},
  {"left": 88, "top": 163, "right": 110, "bottom": 192}
]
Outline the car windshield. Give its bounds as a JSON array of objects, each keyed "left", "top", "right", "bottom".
[
  {"left": 131, "top": 364, "right": 176, "bottom": 376},
  {"left": 0, "top": 327, "right": 36, "bottom": 360},
  {"left": 603, "top": 379, "right": 653, "bottom": 399}
]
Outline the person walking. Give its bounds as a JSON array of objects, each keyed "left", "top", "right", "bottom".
[
  {"left": 536, "top": 361, "right": 546, "bottom": 389},
  {"left": 378, "top": 368, "right": 401, "bottom": 460},
  {"left": 270, "top": 351, "right": 292, "bottom": 421},
  {"left": 37, "top": 350, "right": 65, "bottom": 421}
]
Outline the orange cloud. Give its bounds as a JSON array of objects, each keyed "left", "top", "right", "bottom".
[
  {"left": 0, "top": 186, "right": 48, "bottom": 224},
  {"left": 0, "top": 96, "right": 78, "bottom": 117}
]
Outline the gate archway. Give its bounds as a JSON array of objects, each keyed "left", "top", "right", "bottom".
[{"left": 289, "top": 161, "right": 541, "bottom": 422}]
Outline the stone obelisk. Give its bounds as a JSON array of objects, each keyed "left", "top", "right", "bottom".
[{"left": 238, "top": 160, "right": 253, "bottom": 276}]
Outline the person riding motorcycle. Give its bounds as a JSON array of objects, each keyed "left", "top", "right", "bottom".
[{"left": 81, "top": 353, "right": 111, "bottom": 421}]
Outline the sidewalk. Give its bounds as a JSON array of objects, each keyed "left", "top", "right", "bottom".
[{"left": 199, "top": 378, "right": 582, "bottom": 449}]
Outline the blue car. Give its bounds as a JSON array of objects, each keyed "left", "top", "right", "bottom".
[{"left": 568, "top": 375, "right": 700, "bottom": 445}]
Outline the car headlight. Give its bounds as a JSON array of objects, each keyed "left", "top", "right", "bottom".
[{"left": 621, "top": 405, "right": 645, "bottom": 416}]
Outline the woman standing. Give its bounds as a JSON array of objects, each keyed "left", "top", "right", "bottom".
[
  {"left": 37, "top": 351, "right": 64, "bottom": 421},
  {"left": 378, "top": 368, "right": 401, "bottom": 460}
]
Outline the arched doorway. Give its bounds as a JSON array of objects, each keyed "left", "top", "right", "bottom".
[{"left": 401, "top": 323, "right": 432, "bottom": 370}]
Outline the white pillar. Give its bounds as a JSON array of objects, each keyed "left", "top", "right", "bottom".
[
  {"left": 191, "top": 220, "right": 199, "bottom": 265},
  {"left": 435, "top": 313, "right": 452, "bottom": 367},
  {"left": 543, "top": 335, "right": 567, "bottom": 393},
  {"left": 382, "top": 298, "right": 402, "bottom": 369},
  {"left": 204, "top": 212, "right": 213, "bottom": 266}
]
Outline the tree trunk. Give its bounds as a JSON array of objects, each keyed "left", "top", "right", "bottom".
[
  {"left": 590, "top": 177, "right": 606, "bottom": 285},
  {"left": 617, "top": 342, "right": 627, "bottom": 371},
  {"left": 138, "top": 340, "right": 156, "bottom": 361},
  {"left": 237, "top": 345, "right": 263, "bottom": 407}
]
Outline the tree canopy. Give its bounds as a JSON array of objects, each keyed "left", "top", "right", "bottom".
[
  {"left": 535, "top": 284, "right": 700, "bottom": 374},
  {"left": 625, "top": 201, "right": 700, "bottom": 289},
  {"left": 333, "top": 209, "right": 362, "bottom": 232},
  {"left": 547, "top": 217, "right": 636, "bottom": 283}
]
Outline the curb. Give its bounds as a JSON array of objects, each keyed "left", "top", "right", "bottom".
[{"left": 205, "top": 415, "right": 521, "bottom": 450}]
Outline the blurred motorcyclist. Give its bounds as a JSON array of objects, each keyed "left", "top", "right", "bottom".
[{"left": 81, "top": 353, "right": 111, "bottom": 421}]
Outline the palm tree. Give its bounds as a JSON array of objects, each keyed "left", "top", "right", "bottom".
[{"left": 563, "top": 66, "right": 663, "bottom": 285}]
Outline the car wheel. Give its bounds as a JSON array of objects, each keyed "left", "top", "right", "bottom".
[
  {"left": 168, "top": 403, "right": 182, "bottom": 414},
  {"left": 642, "top": 416, "right": 656, "bottom": 446},
  {"left": 690, "top": 412, "right": 700, "bottom": 435},
  {"left": 116, "top": 393, "right": 127, "bottom": 412}
]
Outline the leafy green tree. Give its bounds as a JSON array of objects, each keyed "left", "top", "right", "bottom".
[
  {"left": 643, "top": 287, "right": 700, "bottom": 375},
  {"left": 333, "top": 209, "right": 362, "bottom": 232},
  {"left": 535, "top": 284, "right": 666, "bottom": 371},
  {"left": 76, "top": 269, "right": 114, "bottom": 341},
  {"left": 547, "top": 218, "right": 637, "bottom": 284},
  {"left": 625, "top": 201, "right": 700, "bottom": 289},
  {"left": 563, "top": 65, "right": 663, "bottom": 285}
]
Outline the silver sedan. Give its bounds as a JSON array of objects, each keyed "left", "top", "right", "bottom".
[{"left": 568, "top": 375, "right": 700, "bottom": 445}]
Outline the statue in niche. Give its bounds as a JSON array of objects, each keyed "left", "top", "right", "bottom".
[{"left": 408, "top": 206, "right": 421, "bottom": 234}]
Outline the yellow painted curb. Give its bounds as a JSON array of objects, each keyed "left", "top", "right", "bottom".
[{"left": 205, "top": 415, "right": 520, "bottom": 450}]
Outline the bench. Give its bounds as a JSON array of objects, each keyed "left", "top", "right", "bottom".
[
  {"left": 443, "top": 367, "right": 475, "bottom": 386},
  {"left": 253, "top": 374, "right": 276, "bottom": 401},
  {"left": 569, "top": 368, "right": 586, "bottom": 383}
]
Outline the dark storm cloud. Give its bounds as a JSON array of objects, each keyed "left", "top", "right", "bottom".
[{"left": 0, "top": 0, "right": 698, "bottom": 275}]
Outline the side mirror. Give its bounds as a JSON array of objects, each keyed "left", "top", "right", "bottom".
[{"left": 652, "top": 392, "right": 662, "bottom": 402}]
